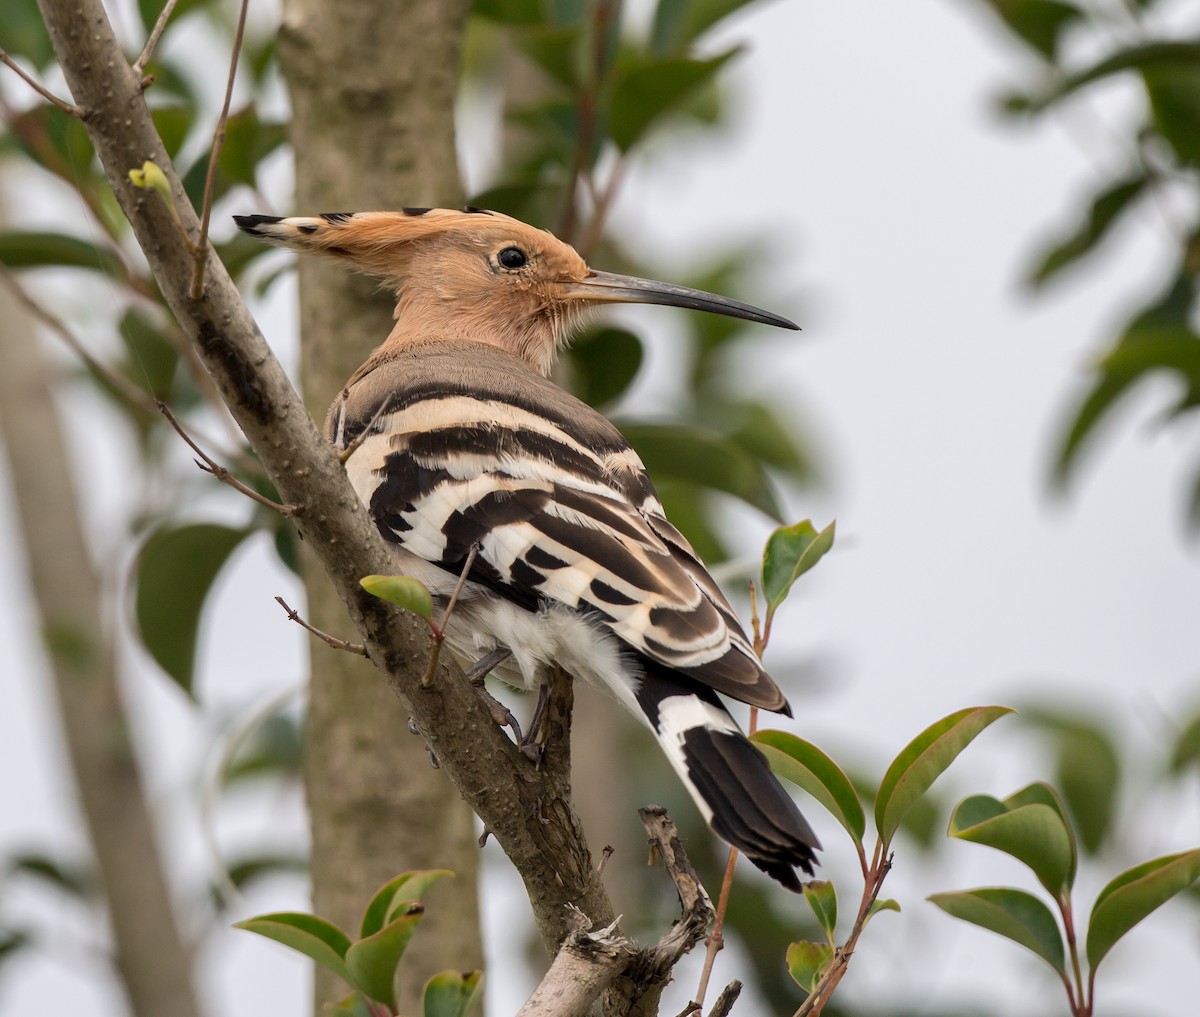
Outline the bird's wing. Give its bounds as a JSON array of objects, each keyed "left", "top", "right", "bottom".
[{"left": 330, "top": 341, "right": 788, "bottom": 713}]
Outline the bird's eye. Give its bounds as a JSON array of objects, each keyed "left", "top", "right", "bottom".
[{"left": 497, "top": 246, "right": 528, "bottom": 270}]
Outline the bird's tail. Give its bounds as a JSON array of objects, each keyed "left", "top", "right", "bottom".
[{"left": 633, "top": 662, "right": 820, "bottom": 891}]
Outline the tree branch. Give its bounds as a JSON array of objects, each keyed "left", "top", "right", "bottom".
[{"left": 36, "top": 0, "right": 615, "bottom": 958}]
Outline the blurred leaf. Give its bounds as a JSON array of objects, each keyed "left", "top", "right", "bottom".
[
  {"left": 423, "top": 969, "right": 484, "bottom": 1017},
  {"left": 725, "top": 399, "right": 817, "bottom": 482},
  {"left": 928, "top": 887, "right": 1066, "bottom": 976},
  {"left": 137, "top": 0, "right": 217, "bottom": 33},
  {"left": 0, "top": 230, "right": 127, "bottom": 281},
  {"left": 135, "top": 523, "right": 251, "bottom": 696},
  {"left": 1028, "top": 41, "right": 1200, "bottom": 112},
  {"left": 114, "top": 308, "right": 181, "bottom": 409},
  {"left": 472, "top": 0, "right": 544, "bottom": 24},
  {"left": 224, "top": 714, "right": 304, "bottom": 785},
  {"left": 1169, "top": 708, "right": 1200, "bottom": 774},
  {"left": 360, "top": 870, "right": 453, "bottom": 939},
  {"left": 785, "top": 939, "right": 832, "bottom": 995},
  {"left": 651, "top": 0, "right": 762, "bottom": 55},
  {"left": 978, "top": 0, "right": 1082, "bottom": 60},
  {"left": 1143, "top": 61, "right": 1200, "bottom": 167},
  {"left": 753, "top": 730, "right": 865, "bottom": 844},
  {"left": 1019, "top": 708, "right": 1121, "bottom": 853},
  {"left": 234, "top": 912, "right": 352, "bottom": 982},
  {"left": 182, "top": 105, "right": 288, "bottom": 207},
  {"left": 761, "top": 519, "right": 836, "bottom": 617},
  {"left": 566, "top": 325, "right": 644, "bottom": 407},
  {"left": 949, "top": 782, "right": 1076, "bottom": 896},
  {"left": 360, "top": 575, "right": 434, "bottom": 622},
  {"left": 802, "top": 880, "right": 837, "bottom": 944},
  {"left": 609, "top": 50, "right": 738, "bottom": 151},
  {"left": 8, "top": 851, "right": 92, "bottom": 899},
  {"left": 1028, "top": 175, "right": 1148, "bottom": 288},
  {"left": 0, "top": 0, "right": 56, "bottom": 68},
  {"left": 345, "top": 907, "right": 424, "bottom": 1008},
  {"left": 517, "top": 24, "right": 581, "bottom": 90},
  {"left": 324, "top": 994, "right": 372, "bottom": 1017},
  {"left": 223, "top": 852, "right": 308, "bottom": 891},
  {"left": 1087, "top": 850, "right": 1200, "bottom": 970},
  {"left": 150, "top": 105, "right": 196, "bottom": 160},
  {"left": 620, "top": 422, "right": 783, "bottom": 519},
  {"left": 875, "top": 707, "right": 1013, "bottom": 845},
  {"left": 1054, "top": 272, "right": 1200, "bottom": 491}
]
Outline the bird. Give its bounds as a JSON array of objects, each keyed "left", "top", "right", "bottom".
[{"left": 234, "top": 206, "right": 820, "bottom": 890}]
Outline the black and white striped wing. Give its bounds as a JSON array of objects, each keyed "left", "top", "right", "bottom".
[{"left": 332, "top": 345, "right": 787, "bottom": 712}]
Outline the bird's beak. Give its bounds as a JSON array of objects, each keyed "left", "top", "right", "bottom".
[{"left": 561, "top": 270, "right": 799, "bottom": 330}]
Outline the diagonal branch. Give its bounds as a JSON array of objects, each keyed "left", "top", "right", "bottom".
[
  {"left": 35, "top": 0, "right": 615, "bottom": 957},
  {"left": 0, "top": 46, "right": 81, "bottom": 116}
]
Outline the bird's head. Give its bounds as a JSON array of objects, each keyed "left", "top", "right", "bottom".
[{"left": 234, "top": 207, "right": 797, "bottom": 376}]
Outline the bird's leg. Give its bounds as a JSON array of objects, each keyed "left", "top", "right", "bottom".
[
  {"left": 518, "top": 684, "right": 553, "bottom": 764},
  {"left": 464, "top": 647, "right": 525, "bottom": 744}
]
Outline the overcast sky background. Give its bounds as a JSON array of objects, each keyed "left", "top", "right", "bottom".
[{"left": 1, "top": 0, "right": 1198, "bottom": 1015}]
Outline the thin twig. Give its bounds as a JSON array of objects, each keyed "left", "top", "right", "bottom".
[
  {"left": 706, "top": 980, "right": 743, "bottom": 1017},
  {"left": 133, "top": 0, "right": 180, "bottom": 78},
  {"left": 158, "top": 402, "right": 300, "bottom": 515},
  {"left": 0, "top": 47, "right": 81, "bottom": 116},
  {"left": 423, "top": 544, "right": 479, "bottom": 686},
  {"left": 334, "top": 392, "right": 395, "bottom": 463},
  {"left": 576, "top": 159, "right": 625, "bottom": 261},
  {"left": 275, "top": 597, "right": 367, "bottom": 655},
  {"left": 191, "top": 0, "right": 250, "bottom": 299}
]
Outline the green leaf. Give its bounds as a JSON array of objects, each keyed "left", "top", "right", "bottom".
[
  {"left": 360, "top": 575, "right": 434, "bottom": 621},
  {"left": 979, "top": 0, "right": 1082, "bottom": 60},
  {"left": 949, "top": 783, "right": 1076, "bottom": 896},
  {"left": 620, "top": 422, "right": 784, "bottom": 519},
  {"left": 323, "top": 994, "right": 373, "bottom": 1017},
  {"left": 360, "top": 870, "right": 454, "bottom": 939},
  {"left": 182, "top": 106, "right": 288, "bottom": 208},
  {"left": 875, "top": 707, "right": 1013, "bottom": 845},
  {"left": 866, "top": 898, "right": 901, "bottom": 924},
  {"left": 8, "top": 852, "right": 92, "bottom": 899},
  {"left": 761, "top": 520, "right": 836, "bottom": 616},
  {"left": 1168, "top": 708, "right": 1200, "bottom": 774},
  {"left": 424, "top": 969, "right": 484, "bottom": 1017},
  {"left": 234, "top": 912, "right": 352, "bottom": 982},
  {"left": 1019, "top": 708, "right": 1122, "bottom": 853},
  {"left": 1028, "top": 175, "right": 1148, "bottom": 288},
  {"left": 0, "top": 230, "right": 127, "bottom": 281},
  {"left": 1086, "top": 850, "right": 1200, "bottom": 970},
  {"left": 517, "top": 25, "right": 582, "bottom": 90},
  {"left": 651, "top": 0, "right": 762, "bottom": 55},
  {"left": 151, "top": 105, "right": 196, "bottom": 160},
  {"left": 802, "top": 880, "right": 837, "bottom": 944},
  {"left": 1142, "top": 60, "right": 1200, "bottom": 167},
  {"left": 0, "top": 0, "right": 57, "bottom": 69},
  {"left": 928, "top": 887, "right": 1066, "bottom": 976},
  {"left": 136, "top": 0, "right": 217, "bottom": 36},
  {"left": 472, "top": 0, "right": 544, "bottom": 24},
  {"left": 785, "top": 940, "right": 832, "bottom": 995},
  {"left": 565, "top": 326, "right": 644, "bottom": 408},
  {"left": 609, "top": 50, "right": 739, "bottom": 151},
  {"left": 136, "top": 523, "right": 251, "bottom": 696},
  {"left": 1027, "top": 41, "right": 1200, "bottom": 112},
  {"left": 224, "top": 714, "right": 304, "bottom": 785},
  {"left": 345, "top": 907, "right": 424, "bottom": 1008},
  {"left": 752, "top": 730, "right": 865, "bottom": 844}
]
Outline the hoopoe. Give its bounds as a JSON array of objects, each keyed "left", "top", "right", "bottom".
[{"left": 235, "top": 207, "right": 819, "bottom": 890}]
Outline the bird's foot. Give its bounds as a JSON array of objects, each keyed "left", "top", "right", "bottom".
[{"left": 465, "top": 647, "right": 525, "bottom": 744}]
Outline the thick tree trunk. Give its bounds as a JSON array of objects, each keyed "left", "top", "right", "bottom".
[
  {"left": 0, "top": 213, "right": 202, "bottom": 1017},
  {"left": 276, "top": 2, "right": 483, "bottom": 1012}
]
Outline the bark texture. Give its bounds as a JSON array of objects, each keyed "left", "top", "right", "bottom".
[
  {"left": 36, "top": 0, "right": 615, "bottom": 980},
  {"left": 276, "top": 1, "right": 482, "bottom": 1010},
  {"left": 0, "top": 246, "right": 202, "bottom": 1016}
]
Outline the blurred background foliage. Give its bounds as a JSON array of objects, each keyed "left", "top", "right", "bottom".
[{"left": 0, "top": 0, "right": 1198, "bottom": 1015}]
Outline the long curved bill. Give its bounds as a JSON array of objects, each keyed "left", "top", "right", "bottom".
[{"left": 562, "top": 270, "right": 799, "bottom": 330}]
